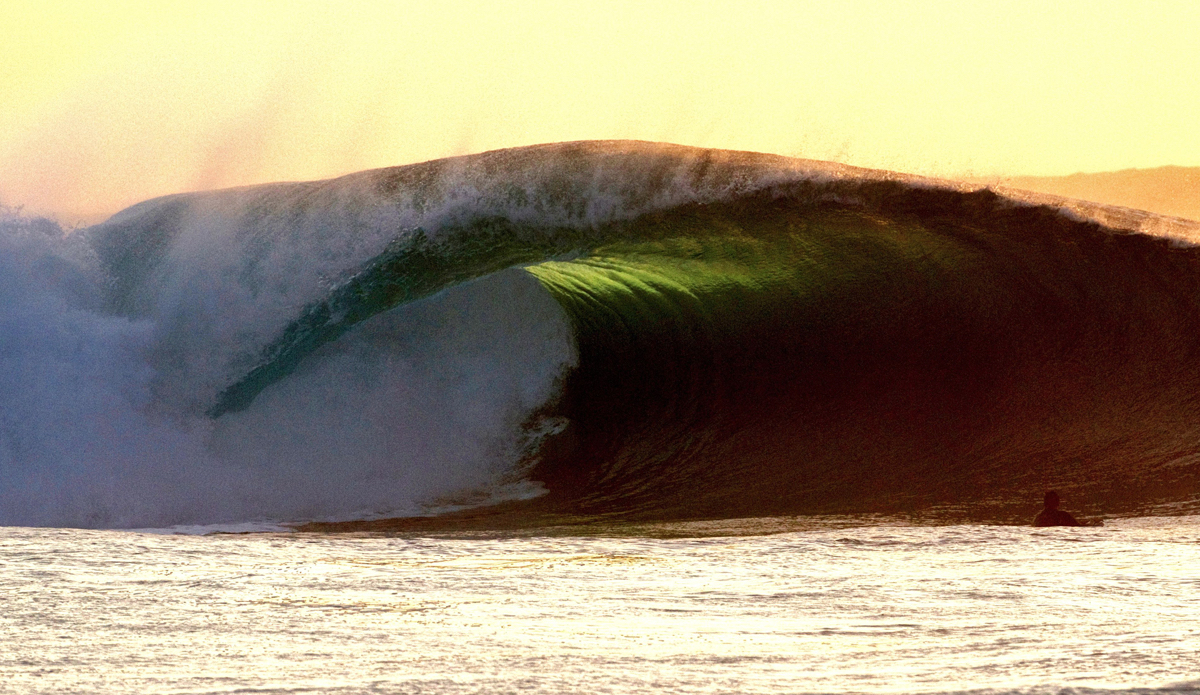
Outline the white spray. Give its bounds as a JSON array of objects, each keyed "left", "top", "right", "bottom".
[{"left": 0, "top": 208, "right": 575, "bottom": 529}]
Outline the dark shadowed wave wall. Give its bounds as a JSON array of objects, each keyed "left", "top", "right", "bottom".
[{"left": 525, "top": 186, "right": 1200, "bottom": 521}]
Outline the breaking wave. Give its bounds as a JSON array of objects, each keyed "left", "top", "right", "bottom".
[{"left": 4, "top": 141, "right": 1200, "bottom": 528}]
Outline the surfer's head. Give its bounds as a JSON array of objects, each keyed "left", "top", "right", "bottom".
[{"left": 1043, "top": 490, "right": 1060, "bottom": 510}]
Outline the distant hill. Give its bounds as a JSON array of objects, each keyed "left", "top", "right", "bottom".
[{"left": 968, "top": 166, "right": 1200, "bottom": 222}]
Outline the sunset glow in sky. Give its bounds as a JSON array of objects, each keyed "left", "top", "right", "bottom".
[{"left": 3, "top": 0, "right": 1198, "bottom": 222}]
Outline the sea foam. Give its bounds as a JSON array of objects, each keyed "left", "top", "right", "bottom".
[{"left": 0, "top": 208, "right": 574, "bottom": 528}]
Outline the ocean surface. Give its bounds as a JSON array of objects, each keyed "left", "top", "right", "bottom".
[
  {"left": 3, "top": 141, "right": 1200, "bottom": 691},
  {"left": 4, "top": 518, "right": 1200, "bottom": 694}
]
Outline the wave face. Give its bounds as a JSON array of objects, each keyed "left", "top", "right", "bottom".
[{"left": 5, "top": 141, "right": 1200, "bottom": 528}]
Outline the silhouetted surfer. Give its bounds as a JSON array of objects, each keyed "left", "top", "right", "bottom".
[{"left": 1033, "top": 491, "right": 1079, "bottom": 527}]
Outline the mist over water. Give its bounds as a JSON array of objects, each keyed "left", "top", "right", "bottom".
[
  {"left": 204, "top": 269, "right": 575, "bottom": 522},
  {"left": 0, "top": 208, "right": 575, "bottom": 528},
  {"left": 0, "top": 210, "right": 194, "bottom": 527}
]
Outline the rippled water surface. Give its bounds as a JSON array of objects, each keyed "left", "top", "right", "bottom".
[{"left": 3, "top": 518, "right": 1199, "bottom": 694}]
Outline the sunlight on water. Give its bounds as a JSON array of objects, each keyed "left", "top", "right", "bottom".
[{"left": 3, "top": 520, "right": 1199, "bottom": 694}]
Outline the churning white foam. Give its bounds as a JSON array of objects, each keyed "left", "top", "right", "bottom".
[
  {"left": 205, "top": 268, "right": 575, "bottom": 523},
  {"left": 0, "top": 210, "right": 575, "bottom": 529}
]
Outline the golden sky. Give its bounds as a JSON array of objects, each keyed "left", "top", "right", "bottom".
[{"left": 2, "top": 0, "right": 1198, "bottom": 223}]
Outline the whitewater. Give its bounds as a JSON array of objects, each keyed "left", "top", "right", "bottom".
[{"left": 0, "top": 210, "right": 572, "bottom": 528}]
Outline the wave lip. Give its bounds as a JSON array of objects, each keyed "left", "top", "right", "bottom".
[{"left": 82, "top": 141, "right": 1200, "bottom": 422}]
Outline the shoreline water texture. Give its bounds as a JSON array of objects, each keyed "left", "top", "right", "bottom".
[{"left": 4, "top": 518, "right": 1200, "bottom": 694}]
